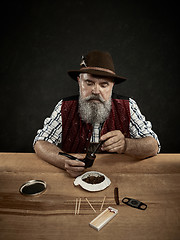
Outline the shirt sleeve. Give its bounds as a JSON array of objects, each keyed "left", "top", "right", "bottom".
[
  {"left": 129, "top": 98, "right": 161, "bottom": 153},
  {"left": 33, "top": 100, "right": 63, "bottom": 147}
]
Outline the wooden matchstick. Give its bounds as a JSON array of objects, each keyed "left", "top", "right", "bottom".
[
  {"left": 92, "top": 209, "right": 110, "bottom": 227},
  {"left": 89, "top": 207, "right": 118, "bottom": 231},
  {"left": 75, "top": 198, "right": 78, "bottom": 215},
  {"left": 92, "top": 209, "right": 114, "bottom": 228},
  {"left": 85, "top": 198, "right": 96, "bottom": 213},
  {"left": 100, "top": 196, "right": 106, "bottom": 211},
  {"left": 77, "top": 198, "right": 81, "bottom": 215}
]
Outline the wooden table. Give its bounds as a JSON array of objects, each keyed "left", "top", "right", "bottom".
[{"left": 0, "top": 153, "right": 179, "bottom": 240}]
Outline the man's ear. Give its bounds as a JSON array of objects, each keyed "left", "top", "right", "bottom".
[{"left": 77, "top": 76, "right": 80, "bottom": 83}]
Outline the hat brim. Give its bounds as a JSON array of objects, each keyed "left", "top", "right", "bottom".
[{"left": 68, "top": 69, "right": 127, "bottom": 84}]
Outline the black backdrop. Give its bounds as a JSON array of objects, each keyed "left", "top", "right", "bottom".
[{"left": 0, "top": 0, "right": 179, "bottom": 153}]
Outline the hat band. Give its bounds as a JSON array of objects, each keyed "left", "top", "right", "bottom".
[{"left": 80, "top": 67, "right": 115, "bottom": 75}]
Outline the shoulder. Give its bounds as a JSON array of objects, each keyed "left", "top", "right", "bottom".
[
  {"left": 128, "top": 98, "right": 141, "bottom": 112},
  {"left": 61, "top": 95, "right": 79, "bottom": 110}
]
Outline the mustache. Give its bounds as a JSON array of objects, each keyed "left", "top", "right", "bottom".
[{"left": 84, "top": 94, "right": 105, "bottom": 103}]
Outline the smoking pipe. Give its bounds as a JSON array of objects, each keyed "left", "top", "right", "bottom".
[
  {"left": 83, "top": 140, "right": 104, "bottom": 168},
  {"left": 58, "top": 140, "right": 104, "bottom": 168}
]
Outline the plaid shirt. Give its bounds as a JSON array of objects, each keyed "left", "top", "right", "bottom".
[{"left": 33, "top": 98, "right": 161, "bottom": 152}]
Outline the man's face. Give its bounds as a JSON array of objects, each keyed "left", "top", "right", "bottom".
[
  {"left": 78, "top": 73, "right": 114, "bottom": 125},
  {"left": 78, "top": 73, "right": 114, "bottom": 101}
]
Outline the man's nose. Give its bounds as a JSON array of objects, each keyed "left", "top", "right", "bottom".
[{"left": 92, "top": 83, "right": 100, "bottom": 94}]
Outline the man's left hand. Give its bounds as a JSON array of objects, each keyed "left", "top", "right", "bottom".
[{"left": 100, "top": 130, "right": 126, "bottom": 153}]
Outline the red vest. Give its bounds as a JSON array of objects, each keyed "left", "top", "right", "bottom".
[{"left": 61, "top": 93, "right": 130, "bottom": 153}]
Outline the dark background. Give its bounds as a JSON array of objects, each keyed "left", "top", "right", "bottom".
[{"left": 0, "top": 0, "right": 179, "bottom": 153}]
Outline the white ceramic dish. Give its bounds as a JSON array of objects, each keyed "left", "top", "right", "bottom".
[{"left": 74, "top": 171, "right": 111, "bottom": 192}]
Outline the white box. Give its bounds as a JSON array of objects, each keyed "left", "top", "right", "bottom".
[{"left": 89, "top": 206, "right": 118, "bottom": 231}]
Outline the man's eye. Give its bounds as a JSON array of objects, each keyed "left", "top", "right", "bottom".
[
  {"left": 101, "top": 83, "right": 108, "bottom": 88},
  {"left": 86, "top": 80, "right": 93, "bottom": 86}
]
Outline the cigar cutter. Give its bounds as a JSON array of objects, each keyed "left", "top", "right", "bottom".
[{"left": 122, "top": 197, "right": 147, "bottom": 210}]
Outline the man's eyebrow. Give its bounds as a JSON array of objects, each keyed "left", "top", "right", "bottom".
[
  {"left": 83, "top": 78, "right": 109, "bottom": 84},
  {"left": 84, "top": 79, "right": 94, "bottom": 82},
  {"left": 100, "top": 80, "right": 109, "bottom": 84}
]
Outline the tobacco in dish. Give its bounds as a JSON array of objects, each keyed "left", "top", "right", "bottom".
[{"left": 82, "top": 175, "right": 105, "bottom": 184}]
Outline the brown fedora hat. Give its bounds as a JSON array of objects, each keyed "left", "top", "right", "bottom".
[{"left": 68, "top": 50, "right": 127, "bottom": 84}]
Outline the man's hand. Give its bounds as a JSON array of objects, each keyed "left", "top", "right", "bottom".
[
  {"left": 64, "top": 154, "right": 86, "bottom": 177},
  {"left": 100, "top": 130, "right": 126, "bottom": 153}
]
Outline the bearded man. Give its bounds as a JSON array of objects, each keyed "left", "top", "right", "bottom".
[{"left": 33, "top": 50, "right": 160, "bottom": 177}]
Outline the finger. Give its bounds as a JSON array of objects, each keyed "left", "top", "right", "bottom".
[
  {"left": 66, "top": 165, "right": 85, "bottom": 172},
  {"left": 100, "top": 130, "right": 123, "bottom": 141},
  {"left": 102, "top": 135, "right": 120, "bottom": 148},
  {"left": 103, "top": 140, "right": 125, "bottom": 153},
  {"left": 108, "top": 146, "right": 122, "bottom": 153},
  {"left": 72, "top": 154, "right": 86, "bottom": 160},
  {"left": 102, "top": 132, "right": 125, "bottom": 149},
  {"left": 65, "top": 161, "right": 85, "bottom": 172},
  {"left": 100, "top": 132, "right": 116, "bottom": 141},
  {"left": 65, "top": 159, "right": 85, "bottom": 167},
  {"left": 102, "top": 139, "right": 122, "bottom": 151},
  {"left": 102, "top": 135, "right": 125, "bottom": 149}
]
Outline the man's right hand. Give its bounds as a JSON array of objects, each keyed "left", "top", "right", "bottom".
[{"left": 64, "top": 154, "right": 85, "bottom": 177}]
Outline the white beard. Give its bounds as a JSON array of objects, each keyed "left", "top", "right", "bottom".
[{"left": 78, "top": 94, "right": 111, "bottom": 126}]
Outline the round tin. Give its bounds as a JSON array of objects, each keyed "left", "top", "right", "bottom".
[{"left": 19, "top": 180, "right": 47, "bottom": 196}]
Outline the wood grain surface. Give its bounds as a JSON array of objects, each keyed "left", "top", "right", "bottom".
[{"left": 0, "top": 153, "right": 180, "bottom": 240}]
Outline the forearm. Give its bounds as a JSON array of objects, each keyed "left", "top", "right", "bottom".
[
  {"left": 124, "top": 136, "right": 159, "bottom": 159},
  {"left": 34, "top": 140, "right": 66, "bottom": 170},
  {"left": 34, "top": 140, "right": 86, "bottom": 177}
]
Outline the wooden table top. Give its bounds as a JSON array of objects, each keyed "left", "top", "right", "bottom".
[{"left": 0, "top": 153, "right": 180, "bottom": 240}]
